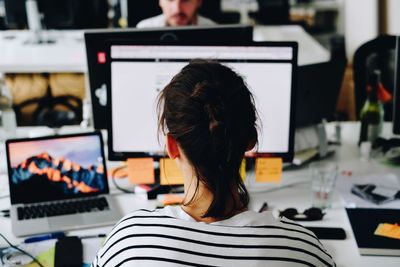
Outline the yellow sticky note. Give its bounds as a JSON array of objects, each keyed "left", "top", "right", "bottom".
[
  {"left": 160, "top": 158, "right": 184, "bottom": 185},
  {"left": 240, "top": 159, "right": 246, "bottom": 181},
  {"left": 26, "top": 247, "right": 55, "bottom": 267},
  {"left": 255, "top": 158, "right": 282, "bottom": 183},
  {"left": 127, "top": 158, "right": 155, "bottom": 184},
  {"left": 374, "top": 223, "right": 400, "bottom": 240}
]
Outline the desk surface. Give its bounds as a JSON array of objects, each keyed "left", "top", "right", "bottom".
[
  {"left": 0, "top": 30, "right": 86, "bottom": 73},
  {"left": 0, "top": 25, "right": 329, "bottom": 73},
  {"left": 1, "top": 122, "right": 399, "bottom": 267}
]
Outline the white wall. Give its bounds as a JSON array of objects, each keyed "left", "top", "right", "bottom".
[
  {"left": 344, "top": 0, "right": 378, "bottom": 62},
  {"left": 386, "top": 0, "right": 400, "bottom": 35}
]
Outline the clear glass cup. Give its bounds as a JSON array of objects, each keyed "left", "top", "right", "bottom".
[{"left": 310, "top": 161, "right": 338, "bottom": 209}]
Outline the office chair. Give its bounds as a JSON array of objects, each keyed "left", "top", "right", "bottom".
[
  {"left": 6, "top": 73, "right": 83, "bottom": 127},
  {"left": 13, "top": 84, "right": 82, "bottom": 127},
  {"left": 249, "top": 0, "right": 290, "bottom": 25},
  {"left": 353, "top": 35, "right": 396, "bottom": 121}
]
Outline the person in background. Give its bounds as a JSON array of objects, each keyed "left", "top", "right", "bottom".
[
  {"left": 136, "top": 0, "right": 215, "bottom": 28},
  {"left": 91, "top": 60, "right": 335, "bottom": 267}
]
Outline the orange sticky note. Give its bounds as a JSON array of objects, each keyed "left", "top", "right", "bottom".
[
  {"left": 127, "top": 158, "right": 155, "bottom": 184},
  {"left": 240, "top": 159, "right": 246, "bottom": 181},
  {"left": 255, "top": 158, "right": 282, "bottom": 183},
  {"left": 374, "top": 223, "right": 400, "bottom": 240},
  {"left": 159, "top": 158, "right": 184, "bottom": 185}
]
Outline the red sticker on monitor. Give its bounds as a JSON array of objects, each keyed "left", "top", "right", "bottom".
[{"left": 97, "top": 52, "right": 106, "bottom": 64}]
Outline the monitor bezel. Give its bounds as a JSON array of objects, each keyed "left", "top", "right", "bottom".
[
  {"left": 84, "top": 24, "right": 254, "bottom": 130},
  {"left": 393, "top": 36, "right": 400, "bottom": 135},
  {"left": 106, "top": 40, "right": 298, "bottom": 162},
  {"left": 6, "top": 131, "right": 109, "bottom": 204}
]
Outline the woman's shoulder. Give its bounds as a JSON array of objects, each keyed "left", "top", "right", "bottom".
[{"left": 94, "top": 209, "right": 335, "bottom": 267}]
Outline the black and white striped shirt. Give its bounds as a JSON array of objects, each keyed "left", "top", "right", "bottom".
[{"left": 92, "top": 206, "right": 335, "bottom": 267}]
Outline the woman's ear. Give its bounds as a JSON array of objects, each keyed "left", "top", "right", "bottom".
[{"left": 166, "top": 134, "right": 180, "bottom": 159}]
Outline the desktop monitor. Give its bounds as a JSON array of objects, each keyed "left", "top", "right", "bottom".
[
  {"left": 38, "top": 0, "right": 108, "bottom": 29},
  {"left": 393, "top": 36, "right": 400, "bottom": 134},
  {"left": 84, "top": 25, "right": 254, "bottom": 130},
  {"left": 4, "top": 0, "right": 108, "bottom": 30},
  {"left": 296, "top": 59, "right": 347, "bottom": 127},
  {"left": 4, "top": 0, "right": 27, "bottom": 29},
  {"left": 106, "top": 41, "right": 297, "bottom": 162}
]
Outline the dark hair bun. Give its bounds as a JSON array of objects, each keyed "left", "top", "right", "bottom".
[{"left": 157, "top": 59, "right": 258, "bottom": 218}]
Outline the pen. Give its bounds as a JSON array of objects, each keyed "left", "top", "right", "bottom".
[
  {"left": 258, "top": 202, "right": 268, "bottom": 213},
  {"left": 24, "top": 232, "right": 66, "bottom": 243},
  {"left": 79, "top": 234, "right": 107, "bottom": 239}
]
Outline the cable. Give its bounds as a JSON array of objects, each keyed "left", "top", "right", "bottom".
[
  {"left": 111, "top": 165, "right": 169, "bottom": 194},
  {"left": 0, "top": 233, "right": 44, "bottom": 267},
  {"left": 111, "top": 165, "right": 136, "bottom": 194}
]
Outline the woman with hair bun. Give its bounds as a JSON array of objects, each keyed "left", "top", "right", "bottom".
[{"left": 92, "top": 60, "right": 335, "bottom": 267}]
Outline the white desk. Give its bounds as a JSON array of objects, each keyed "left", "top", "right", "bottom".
[
  {"left": 0, "top": 122, "right": 399, "bottom": 266},
  {"left": 0, "top": 26, "right": 329, "bottom": 75},
  {"left": 0, "top": 30, "right": 86, "bottom": 73}
]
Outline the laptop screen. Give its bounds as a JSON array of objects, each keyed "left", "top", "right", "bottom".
[{"left": 6, "top": 132, "right": 109, "bottom": 204}]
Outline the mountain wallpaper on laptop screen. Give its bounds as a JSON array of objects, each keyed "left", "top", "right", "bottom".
[{"left": 11, "top": 152, "right": 106, "bottom": 197}]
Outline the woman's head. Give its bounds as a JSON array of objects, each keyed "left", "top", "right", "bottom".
[{"left": 158, "top": 59, "right": 258, "bottom": 218}]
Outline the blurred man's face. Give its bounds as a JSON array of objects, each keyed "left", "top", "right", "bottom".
[{"left": 159, "top": 0, "right": 202, "bottom": 26}]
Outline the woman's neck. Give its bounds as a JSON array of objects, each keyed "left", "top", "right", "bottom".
[
  {"left": 182, "top": 180, "right": 246, "bottom": 223},
  {"left": 175, "top": 151, "right": 246, "bottom": 223}
]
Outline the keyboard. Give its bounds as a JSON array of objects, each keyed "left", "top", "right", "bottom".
[{"left": 17, "top": 197, "right": 109, "bottom": 220}]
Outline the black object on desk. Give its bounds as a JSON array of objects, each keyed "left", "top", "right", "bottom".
[
  {"left": 346, "top": 208, "right": 400, "bottom": 256},
  {"left": 305, "top": 227, "right": 346, "bottom": 240},
  {"left": 54, "top": 237, "right": 82, "bottom": 267}
]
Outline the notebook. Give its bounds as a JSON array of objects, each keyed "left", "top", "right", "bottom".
[
  {"left": 346, "top": 208, "right": 400, "bottom": 256},
  {"left": 6, "top": 132, "right": 121, "bottom": 237}
]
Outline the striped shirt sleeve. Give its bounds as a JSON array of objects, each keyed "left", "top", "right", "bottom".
[{"left": 92, "top": 209, "right": 335, "bottom": 267}]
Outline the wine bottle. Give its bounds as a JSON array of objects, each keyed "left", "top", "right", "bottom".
[{"left": 358, "top": 70, "right": 384, "bottom": 145}]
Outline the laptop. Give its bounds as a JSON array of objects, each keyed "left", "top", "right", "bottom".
[{"left": 6, "top": 132, "right": 121, "bottom": 237}]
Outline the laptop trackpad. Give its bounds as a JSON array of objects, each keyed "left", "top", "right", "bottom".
[{"left": 49, "top": 215, "right": 85, "bottom": 230}]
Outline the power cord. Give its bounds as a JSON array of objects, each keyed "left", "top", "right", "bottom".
[
  {"left": 0, "top": 233, "right": 44, "bottom": 267},
  {"left": 111, "top": 165, "right": 136, "bottom": 194},
  {"left": 110, "top": 164, "right": 177, "bottom": 198}
]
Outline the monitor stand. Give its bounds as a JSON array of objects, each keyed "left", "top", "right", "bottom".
[
  {"left": 24, "top": 0, "right": 56, "bottom": 45},
  {"left": 374, "top": 137, "right": 400, "bottom": 165},
  {"left": 291, "top": 122, "right": 338, "bottom": 167}
]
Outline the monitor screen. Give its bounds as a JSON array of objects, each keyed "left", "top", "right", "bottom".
[
  {"left": 107, "top": 41, "right": 297, "bottom": 162},
  {"left": 393, "top": 36, "right": 400, "bottom": 134},
  {"left": 6, "top": 132, "right": 108, "bottom": 204},
  {"left": 84, "top": 25, "right": 254, "bottom": 130}
]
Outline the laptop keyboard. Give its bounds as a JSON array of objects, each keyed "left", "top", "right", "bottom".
[{"left": 17, "top": 197, "right": 109, "bottom": 220}]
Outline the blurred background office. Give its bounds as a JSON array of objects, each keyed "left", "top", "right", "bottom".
[{"left": 0, "top": 0, "right": 399, "bottom": 128}]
